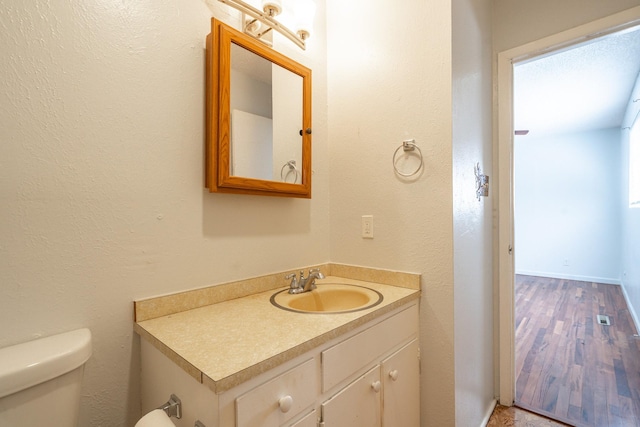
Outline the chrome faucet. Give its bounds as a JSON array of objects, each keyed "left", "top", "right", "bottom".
[{"left": 285, "top": 268, "right": 325, "bottom": 294}]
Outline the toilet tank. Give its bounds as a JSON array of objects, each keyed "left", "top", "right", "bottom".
[{"left": 0, "top": 328, "right": 92, "bottom": 427}]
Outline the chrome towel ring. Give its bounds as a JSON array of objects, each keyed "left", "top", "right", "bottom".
[
  {"left": 280, "top": 160, "right": 300, "bottom": 184},
  {"left": 392, "top": 139, "right": 423, "bottom": 177}
]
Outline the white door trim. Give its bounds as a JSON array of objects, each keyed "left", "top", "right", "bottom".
[{"left": 496, "top": 5, "right": 640, "bottom": 406}]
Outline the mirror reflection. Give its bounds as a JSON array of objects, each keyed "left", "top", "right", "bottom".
[{"left": 230, "top": 43, "right": 303, "bottom": 183}]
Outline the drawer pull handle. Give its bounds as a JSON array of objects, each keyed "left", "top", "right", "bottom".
[
  {"left": 389, "top": 370, "right": 399, "bottom": 381},
  {"left": 279, "top": 395, "right": 294, "bottom": 413},
  {"left": 371, "top": 380, "right": 381, "bottom": 393}
]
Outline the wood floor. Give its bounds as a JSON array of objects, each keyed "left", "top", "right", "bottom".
[{"left": 515, "top": 275, "right": 640, "bottom": 426}]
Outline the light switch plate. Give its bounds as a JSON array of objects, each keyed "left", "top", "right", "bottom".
[{"left": 362, "top": 215, "right": 373, "bottom": 239}]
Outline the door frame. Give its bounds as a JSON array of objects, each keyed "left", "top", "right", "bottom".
[{"left": 496, "top": 5, "right": 640, "bottom": 406}]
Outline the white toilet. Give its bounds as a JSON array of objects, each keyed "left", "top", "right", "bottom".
[{"left": 0, "top": 328, "right": 92, "bottom": 427}]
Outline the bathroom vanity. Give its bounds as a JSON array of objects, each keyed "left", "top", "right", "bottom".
[{"left": 134, "top": 266, "right": 420, "bottom": 427}]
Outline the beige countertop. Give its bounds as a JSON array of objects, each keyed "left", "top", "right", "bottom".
[{"left": 135, "top": 275, "right": 420, "bottom": 394}]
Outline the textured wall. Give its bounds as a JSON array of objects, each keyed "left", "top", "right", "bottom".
[
  {"left": 0, "top": 0, "right": 502, "bottom": 424},
  {"left": 452, "top": 0, "right": 495, "bottom": 424},
  {"left": 492, "top": 0, "right": 640, "bottom": 52},
  {"left": 514, "top": 129, "right": 622, "bottom": 284},
  {"left": 621, "top": 72, "right": 640, "bottom": 329},
  {"left": 0, "top": 1, "right": 329, "bottom": 425},
  {"left": 325, "top": 0, "right": 456, "bottom": 424}
]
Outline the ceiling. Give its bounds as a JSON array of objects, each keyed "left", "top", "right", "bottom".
[{"left": 514, "top": 26, "right": 640, "bottom": 138}]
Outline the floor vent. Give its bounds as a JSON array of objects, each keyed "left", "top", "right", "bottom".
[{"left": 596, "top": 314, "right": 611, "bottom": 326}]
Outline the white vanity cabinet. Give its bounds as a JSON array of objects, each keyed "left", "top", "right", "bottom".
[
  {"left": 140, "top": 340, "right": 320, "bottom": 427},
  {"left": 317, "top": 303, "right": 420, "bottom": 426},
  {"left": 320, "top": 340, "right": 419, "bottom": 427},
  {"left": 139, "top": 302, "right": 419, "bottom": 427}
]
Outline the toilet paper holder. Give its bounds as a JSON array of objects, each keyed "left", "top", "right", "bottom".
[{"left": 158, "top": 394, "right": 182, "bottom": 419}]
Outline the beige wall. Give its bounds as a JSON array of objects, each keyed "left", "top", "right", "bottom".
[
  {"left": 0, "top": 2, "right": 328, "bottom": 425},
  {"left": 325, "top": 1, "right": 497, "bottom": 424},
  {"left": 326, "top": 0, "right": 456, "bottom": 424},
  {"left": 453, "top": 0, "right": 495, "bottom": 424},
  {"left": 1, "top": 0, "right": 503, "bottom": 425},
  {"left": 492, "top": 0, "right": 640, "bottom": 52}
]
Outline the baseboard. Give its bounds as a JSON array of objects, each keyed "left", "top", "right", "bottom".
[
  {"left": 516, "top": 270, "right": 621, "bottom": 285},
  {"left": 480, "top": 399, "right": 498, "bottom": 427},
  {"left": 620, "top": 279, "right": 640, "bottom": 334}
]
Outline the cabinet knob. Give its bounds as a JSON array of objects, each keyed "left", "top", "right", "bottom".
[
  {"left": 371, "top": 380, "right": 381, "bottom": 393},
  {"left": 278, "top": 395, "right": 293, "bottom": 413},
  {"left": 389, "top": 370, "right": 399, "bottom": 381}
]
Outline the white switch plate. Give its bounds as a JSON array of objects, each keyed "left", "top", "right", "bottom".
[{"left": 362, "top": 215, "right": 373, "bottom": 239}]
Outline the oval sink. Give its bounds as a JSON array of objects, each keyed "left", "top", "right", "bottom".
[{"left": 270, "top": 283, "right": 383, "bottom": 314}]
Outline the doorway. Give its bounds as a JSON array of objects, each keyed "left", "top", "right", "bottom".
[
  {"left": 497, "top": 6, "right": 640, "bottom": 426},
  {"left": 510, "top": 27, "right": 640, "bottom": 426}
]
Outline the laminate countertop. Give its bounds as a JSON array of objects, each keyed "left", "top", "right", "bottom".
[{"left": 134, "top": 276, "right": 420, "bottom": 394}]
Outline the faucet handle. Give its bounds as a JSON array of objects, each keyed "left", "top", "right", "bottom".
[
  {"left": 285, "top": 273, "right": 298, "bottom": 288},
  {"left": 299, "top": 270, "right": 305, "bottom": 280}
]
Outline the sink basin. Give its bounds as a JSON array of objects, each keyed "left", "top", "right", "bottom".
[{"left": 270, "top": 283, "right": 383, "bottom": 314}]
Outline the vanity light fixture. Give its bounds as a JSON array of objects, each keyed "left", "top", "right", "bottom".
[{"left": 217, "top": 0, "right": 315, "bottom": 50}]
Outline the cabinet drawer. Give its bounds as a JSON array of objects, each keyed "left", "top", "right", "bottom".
[
  {"left": 321, "top": 304, "right": 418, "bottom": 392},
  {"left": 236, "top": 358, "right": 317, "bottom": 427}
]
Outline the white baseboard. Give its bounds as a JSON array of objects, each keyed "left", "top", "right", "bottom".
[
  {"left": 515, "top": 270, "right": 620, "bottom": 285},
  {"left": 620, "top": 279, "right": 640, "bottom": 334},
  {"left": 480, "top": 399, "right": 498, "bottom": 427}
]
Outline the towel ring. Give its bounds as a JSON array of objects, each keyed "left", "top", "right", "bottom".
[
  {"left": 392, "top": 139, "right": 423, "bottom": 177},
  {"left": 280, "top": 160, "right": 300, "bottom": 184}
]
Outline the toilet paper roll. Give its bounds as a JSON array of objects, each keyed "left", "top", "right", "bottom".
[{"left": 135, "top": 409, "right": 176, "bottom": 427}]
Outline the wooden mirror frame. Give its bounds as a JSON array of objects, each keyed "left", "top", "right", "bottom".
[{"left": 206, "top": 18, "right": 312, "bottom": 198}]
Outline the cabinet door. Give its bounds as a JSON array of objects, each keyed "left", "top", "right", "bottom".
[
  {"left": 381, "top": 339, "right": 420, "bottom": 427},
  {"left": 321, "top": 366, "right": 381, "bottom": 427}
]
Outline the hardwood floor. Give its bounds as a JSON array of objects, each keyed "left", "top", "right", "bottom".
[{"left": 515, "top": 275, "right": 640, "bottom": 426}]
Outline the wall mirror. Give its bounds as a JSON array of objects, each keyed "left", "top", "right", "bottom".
[{"left": 206, "top": 18, "right": 312, "bottom": 198}]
